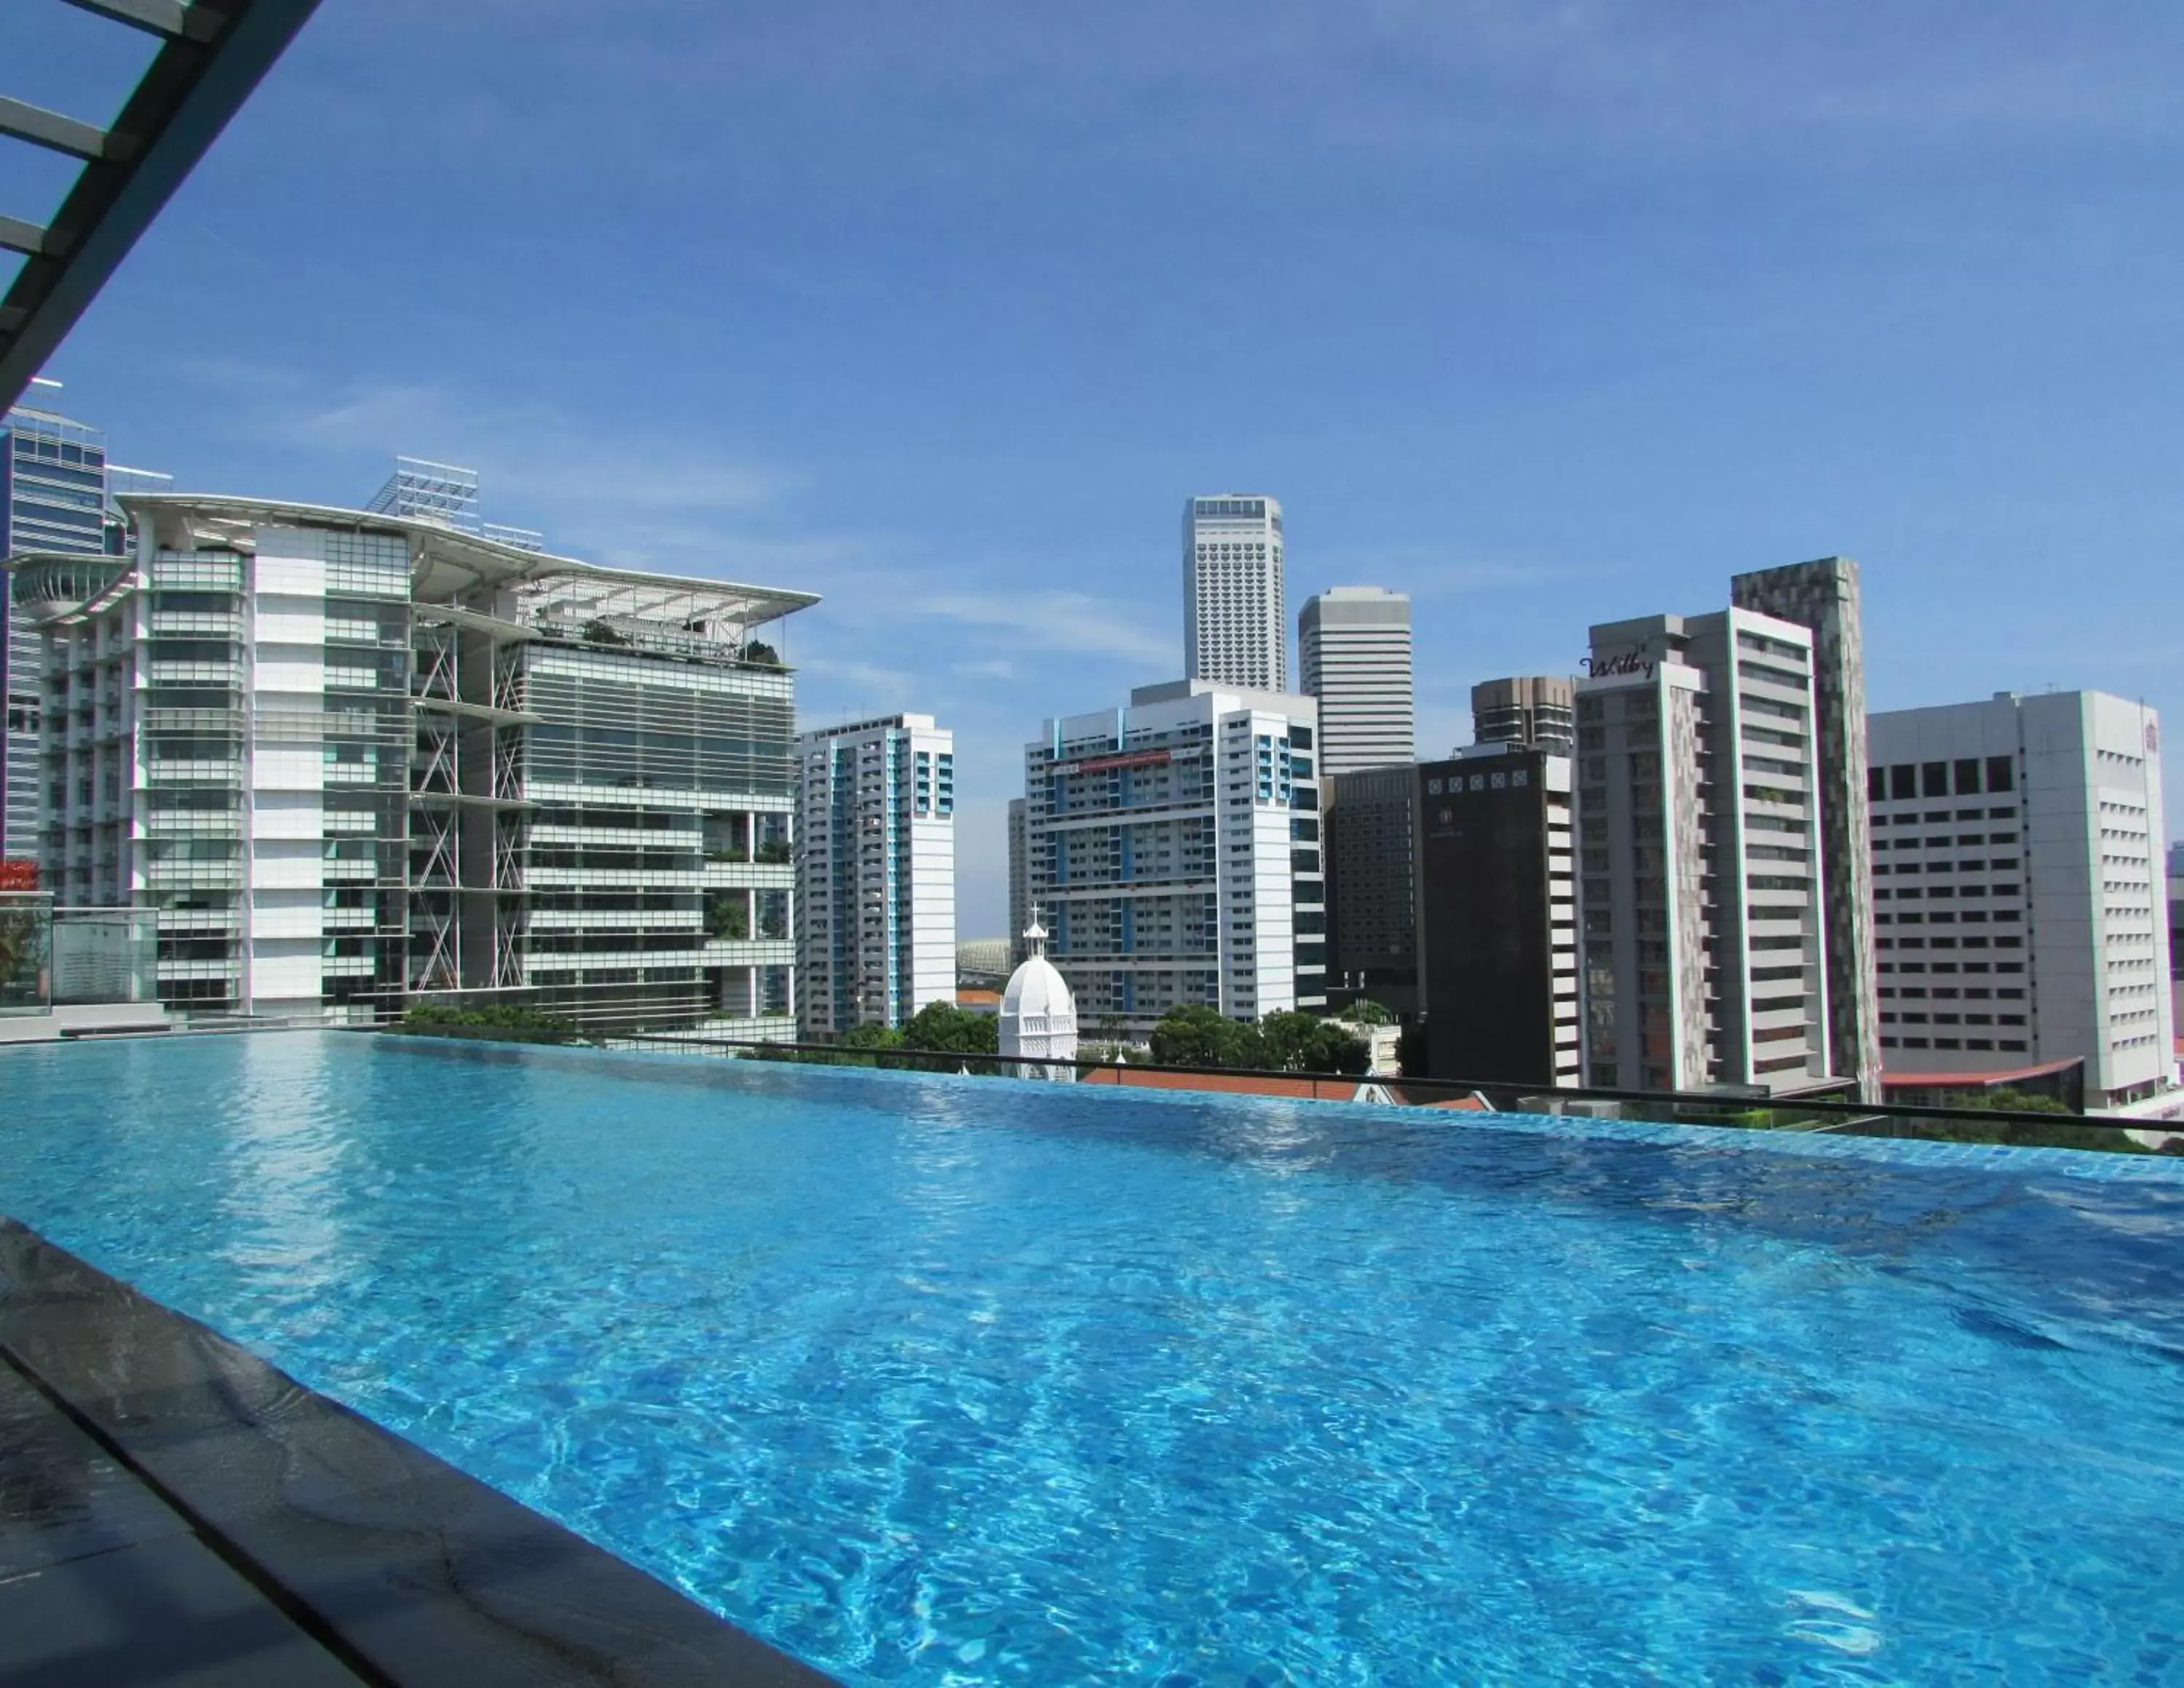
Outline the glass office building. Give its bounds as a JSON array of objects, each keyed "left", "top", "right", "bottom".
[
  {"left": 2, "top": 400, "right": 116, "bottom": 861},
  {"left": 7, "top": 494, "right": 815, "bottom": 1031}
]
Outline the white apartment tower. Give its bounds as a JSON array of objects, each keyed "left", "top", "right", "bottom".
[
  {"left": 1184, "top": 494, "right": 1286, "bottom": 693},
  {"left": 1298, "top": 586, "right": 1414, "bottom": 776},
  {"left": 1024, "top": 679, "right": 1323, "bottom": 1038},
  {"left": 1868, "top": 691, "right": 2172, "bottom": 1109},
  {"left": 1576, "top": 608, "right": 1835, "bottom": 1094},
  {"left": 796, "top": 713, "right": 957, "bottom": 1036}
]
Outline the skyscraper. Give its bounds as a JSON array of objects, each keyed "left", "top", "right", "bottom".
[
  {"left": 3, "top": 387, "right": 116, "bottom": 861},
  {"left": 1576, "top": 607, "right": 1835, "bottom": 1094},
  {"left": 1183, "top": 494, "right": 1286, "bottom": 692},
  {"left": 1415, "top": 746, "right": 1580, "bottom": 1086},
  {"left": 1298, "top": 586, "right": 1414, "bottom": 776},
  {"left": 1730, "top": 558, "right": 1878, "bottom": 1099},
  {"left": 1868, "top": 691, "right": 2172, "bottom": 1110},
  {"left": 796, "top": 713, "right": 957, "bottom": 1036},
  {"left": 1471, "top": 676, "right": 1576, "bottom": 756}
]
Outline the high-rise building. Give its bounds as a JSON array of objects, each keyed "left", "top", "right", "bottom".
[
  {"left": 1731, "top": 558, "right": 1879, "bottom": 1099},
  {"left": 4, "top": 390, "right": 116, "bottom": 860},
  {"left": 1324, "top": 763, "right": 1419, "bottom": 1017},
  {"left": 1024, "top": 679, "right": 1321, "bottom": 1038},
  {"left": 795, "top": 713, "right": 956, "bottom": 1036},
  {"left": 1868, "top": 691, "right": 2173, "bottom": 1109},
  {"left": 1184, "top": 494, "right": 1286, "bottom": 692},
  {"left": 1415, "top": 746, "right": 1580, "bottom": 1086},
  {"left": 1575, "top": 607, "right": 1835, "bottom": 1094},
  {"left": 8, "top": 493, "right": 812, "bottom": 1030},
  {"left": 1299, "top": 586, "right": 1412, "bottom": 776},
  {"left": 1007, "top": 795, "right": 1029, "bottom": 966},
  {"left": 1471, "top": 676, "right": 1575, "bottom": 757}
]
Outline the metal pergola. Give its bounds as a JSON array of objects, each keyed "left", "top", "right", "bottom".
[{"left": 0, "top": 0, "right": 323, "bottom": 412}]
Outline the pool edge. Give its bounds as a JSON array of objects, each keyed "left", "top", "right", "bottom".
[{"left": 0, "top": 1216, "right": 836, "bottom": 1688}]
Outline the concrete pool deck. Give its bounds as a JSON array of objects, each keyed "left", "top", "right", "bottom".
[{"left": 0, "top": 1219, "right": 831, "bottom": 1687}]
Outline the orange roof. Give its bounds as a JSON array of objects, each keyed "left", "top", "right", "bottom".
[
  {"left": 1881, "top": 1057, "right": 2081, "bottom": 1089},
  {"left": 956, "top": 988, "right": 1000, "bottom": 1007},
  {"left": 1078, "top": 1068, "right": 1368, "bottom": 1101}
]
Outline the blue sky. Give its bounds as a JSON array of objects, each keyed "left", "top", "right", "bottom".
[{"left": 5, "top": 0, "right": 2181, "bottom": 932}]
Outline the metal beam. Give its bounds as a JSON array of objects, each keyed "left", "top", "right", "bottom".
[
  {"left": 0, "top": 0, "right": 325, "bottom": 412},
  {"left": 58, "top": 0, "right": 199, "bottom": 40},
  {"left": 0, "top": 218, "right": 51, "bottom": 259},
  {"left": 0, "top": 95, "right": 115, "bottom": 162}
]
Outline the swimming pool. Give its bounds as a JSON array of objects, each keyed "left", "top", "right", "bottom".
[{"left": 4, "top": 1031, "right": 2181, "bottom": 1684}]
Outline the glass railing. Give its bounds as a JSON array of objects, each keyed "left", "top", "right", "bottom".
[
  {"left": 574, "top": 1030, "right": 2178, "bottom": 1157},
  {"left": 0, "top": 898, "right": 159, "bottom": 1013}
]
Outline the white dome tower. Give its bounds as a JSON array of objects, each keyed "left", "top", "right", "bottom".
[{"left": 999, "top": 908, "right": 1077, "bottom": 1080}]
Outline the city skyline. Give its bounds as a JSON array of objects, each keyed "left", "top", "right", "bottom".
[{"left": 7, "top": 1, "right": 2183, "bottom": 934}]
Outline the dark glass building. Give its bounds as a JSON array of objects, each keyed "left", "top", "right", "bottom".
[{"left": 1415, "top": 747, "right": 1580, "bottom": 1086}]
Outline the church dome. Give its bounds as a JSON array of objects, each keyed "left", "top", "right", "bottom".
[
  {"left": 1001, "top": 954, "right": 1075, "bottom": 1025},
  {"left": 1000, "top": 912, "right": 1077, "bottom": 1078}
]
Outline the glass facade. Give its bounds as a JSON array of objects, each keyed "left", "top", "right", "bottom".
[
  {"left": 17, "top": 499, "right": 809, "bottom": 1030},
  {"left": 4, "top": 405, "right": 115, "bottom": 862}
]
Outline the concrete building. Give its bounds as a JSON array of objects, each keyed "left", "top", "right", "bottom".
[
  {"left": 1184, "top": 494, "right": 1286, "bottom": 692},
  {"left": 1024, "top": 678, "right": 1321, "bottom": 1038},
  {"left": 1007, "top": 794, "right": 1029, "bottom": 966},
  {"left": 1324, "top": 762, "right": 1418, "bottom": 1017},
  {"left": 1868, "top": 691, "right": 2172, "bottom": 1109},
  {"left": 1576, "top": 607, "right": 1835, "bottom": 1094},
  {"left": 795, "top": 712, "right": 956, "bottom": 1036},
  {"left": 1471, "top": 676, "right": 1575, "bottom": 757},
  {"left": 1298, "top": 586, "right": 1412, "bottom": 776},
  {"left": 1415, "top": 744, "right": 1580, "bottom": 1086},
  {"left": 1731, "top": 558, "right": 1880, "bottom": 1099},
  {"left": 7, "top": 493, "right": 813, "bottom": 1031}
]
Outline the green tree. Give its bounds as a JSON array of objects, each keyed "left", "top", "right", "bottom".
[
  {"left": 1148, "top": 1004, "right": 1266, "bottom": 1070},
  {"left": 834, "top": 1022, "right": 907, "bottom": 1067},
  {"left": 1977, "top": 1086, "right": 2073, "bottom": 1116},
  {"left": 900, "top": 1000, "right": 1001, "bottom": 1070},
  {"left": 1260, "top": 1009, "right": 1370, "bottom": 1076},
  {"left": 1343, "top": 997, "right": 1396, "bottom": 1026},
  {"left": 703, "top": 894, "right": 748, "bottom": 940}
]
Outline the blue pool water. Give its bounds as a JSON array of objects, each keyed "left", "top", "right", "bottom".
[{"left": 4, "top": 1033, "right": 2183, "bottom": 1685}]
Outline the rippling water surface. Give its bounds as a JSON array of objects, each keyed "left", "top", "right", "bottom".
[{"left": 5, "top": 1032, "right": 2183, "bottom": 1685}]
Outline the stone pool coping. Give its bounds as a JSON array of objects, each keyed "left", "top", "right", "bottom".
[
  {"left": 0, "top": 1218, "right": 835, "bottom": 1688},
  {"left": 376, "top": 1030, "right": 2184, "bottom": 1188}
]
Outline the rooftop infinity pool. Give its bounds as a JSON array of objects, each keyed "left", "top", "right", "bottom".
[{"left": 4, "top": 1031, "right": 2183, "bottom": 1684}]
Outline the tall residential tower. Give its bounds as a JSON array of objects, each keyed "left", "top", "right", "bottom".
[
  {"left": 1730, "top": 557, "right": 1879, "bottom": 1099},
  {"left": 1024, "top": 679, "right": 1323, "bottom": 1036},
  {"left": 795, "top": 713, "right": 957, "bottom": 1036},
  {"left": 1184, "top": 494, "right": 1286, "bottom": 692}
]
